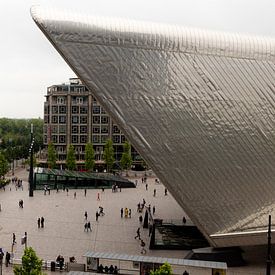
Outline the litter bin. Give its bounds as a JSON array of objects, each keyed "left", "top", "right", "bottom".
[{"left": 51, "top": 261, "right": 56, "bottom": 271}]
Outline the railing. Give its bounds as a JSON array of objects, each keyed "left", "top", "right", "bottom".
[{"left": 12, "top": 258, "right": 68, "bottom": 271}]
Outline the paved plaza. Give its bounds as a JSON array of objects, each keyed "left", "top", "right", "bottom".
[
  {"left": 1, "top": 167, "right": 275, "bottom": 274},
  {"left": 0, "top": 167, "right": 186, "bottom": 273}
]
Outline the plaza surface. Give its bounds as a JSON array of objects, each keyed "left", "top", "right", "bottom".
[
  {"left": 0, "top": 167, "right": 186, "bottom": 273},
  {"left": 1, "top": 167, "right": 275, "bottom": 275}
]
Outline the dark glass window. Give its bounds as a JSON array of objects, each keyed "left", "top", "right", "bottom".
[
  {"left": 80, "top": 116, "right": 87, "bottom": 124},
  {"left": 59, "top": 106, "right": 67, "bottom": 114},
  {"left": 72, "top": 106, "right": 79, "bottom": 114},
  {"left": 59, "top": 135, "right": 66, "bottom": 143},
  {"left": 92, "top": 116, "right": 100, "bottom": 124},
  {"left": 101, "top": 116, "right": 109, "bottom": 124},
  {"left": 72, "top": 126, "right": 79, "bottom": 134},
  {"left": 92, "top": 126, "right": 100, "bottom": 133},
  {"left": 59, "top": 116, "right": 66, "bottom": 124},
  {"left": 93, "top": 106, "right": 100, "bottom": 114},
  {"left": 101, "top": 126, "right": 109, "bottom": 134},
  {"left": 112, "top": 135, "right": 120, "bottom": 143},
  {"left": 121, "top": 135, "right": 126, "bottom": 143},
  {"left": 52, "top": 106, "right": 58, "bottom": 114},
  {"left": 72, "top": 135, "right": 78, "bottom": 143},
  {"left": 80, "top": 126, "right": 87, "bottom": 133},
  {"left": 92, "top": 135, "right": 100, "bottom": 144},
  {"left": 113, "top": 125, "right": 120, "bottom": 134},
  {"left": 80, "top": 106, "right": 88, "bottom": 114},
  {"left": 52, "top": 116, "right": 58, "bottom": 123},
  {"left": 72, "top": 116, "right": 79, "bottom": 124},
  {"left": 80, "top": 135, "right": 87, "bottom": 143},
  {"left": 59, "top": 125, "right": 66, "bottom": 134},
  {"left": 52, "top": 135, "right": 58, "bottom": 143}
]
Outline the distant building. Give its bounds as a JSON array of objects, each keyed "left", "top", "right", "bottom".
[{"left": 42, "top": 78, "right": 140, "bottom": 170}]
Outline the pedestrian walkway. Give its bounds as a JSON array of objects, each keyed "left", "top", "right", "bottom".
[{"left": 0, "top": 167, "right": 186, "bottom": 265}]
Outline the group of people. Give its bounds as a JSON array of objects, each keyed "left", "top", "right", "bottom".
[
  {"left": 37, "top": 217, "right": 45, "bottom": 228},
  {"left": 111, "top": 184, "right": 120, "bottom": 192},
  {"left": 84, "top": 211, "right": 92, "bottom": 231},
  {"left": 98, "top": 264, "right": 118, "bottom": 274},
  {"left": 120, "top": 207, "right": 131, "bottom": 218},
  {"left": 11, "top": 177, "right": 23, "bottom": 190}
]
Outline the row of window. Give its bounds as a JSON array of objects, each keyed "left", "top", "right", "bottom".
[
  {"left": 45, "top": 105, "right": 108, "bottom": 115},
  {"left": 45, "top": 115, "right": 110, "bottom": 124},
  {"left": 44, "top": 124, "right": 121, "bottom": 135},
  {"left": 44, "top": 134, "right": 125, "bottom": 145}
]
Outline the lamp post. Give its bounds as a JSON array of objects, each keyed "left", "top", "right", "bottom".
[
  {"left": 29, "top": 124, "right": 34, "bottom": 197},
  {"left": 266, "top": 215, "right": 272, "bottom": 275}
]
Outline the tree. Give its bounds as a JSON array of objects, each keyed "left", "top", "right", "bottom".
[
  {"left": 85, "top": 143, "right": 95, "bottom": 171},
  {"left": 47, "top": 142, "right": 57, "bottom": 169},
  {"left": 150, "top": 262, "right": 173, "bottom": 275},
  {"left": 66, "top": 144, "right": 76, "bottom": 170},
  {"left": 0, "top": 152, "right": 8, "bottom": 177},
  {"left": 120, "top": 141, "right": 132, "bottom": 172},
  {"left": 103, "top": 139, "right": 115, "bottom": 172},
  {"left": 14, "top": 247, "right": 46, "bottom": 275}
]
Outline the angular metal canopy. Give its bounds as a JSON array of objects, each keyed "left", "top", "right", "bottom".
[{"left": 31, "top": 6, "right": 275, "bottom": 247}]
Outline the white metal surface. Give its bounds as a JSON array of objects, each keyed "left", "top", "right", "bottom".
[{"left": 31, "top": 6, "right": 275, "bottom": 247}]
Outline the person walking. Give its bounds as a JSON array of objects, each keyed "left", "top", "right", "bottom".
[
  {"left": 134, "top": 227, "right": 141, "bottom": 240},
  {"left": 12, "top": 233, "right": 16, "bottom": 245},
  {"left": 5, "top": 251, "right": 10, "bottom": 267},
  {"left": 87, "top": 221, "right": 92, "bottom": 231},
  {"left": 97, "top": 193, "right": 100, "bottom": 201},
  {"left": 37, "top": 217, "right": 41, "bottom": 228},
  {"left": 153, "top": 189, "right": 156, "bottom": 197},
  {"left": 129, "top": 209, "right": 132, "bottom": 218},
  {"left": 66, "top": 188, "right": 69, "bottom": 196},
  {"left": 84, "top": 211, "right": 88, "bottom": 220},
  {"left": 120, "top": 208, "right": 123, "bottom": 218},
  {"left": 41, "top": 217, "right": 45, "bottom": 228},
  {"left": 84, "top": 189, "right": 87, "bottom": 197},
  {"left": 96, "top": 211, "right": 99, "bottom": 222},
  {"left": 139, "top": 215, "right": 143, "bottom": 223},
  {"left": 145, "top": 183, "right": 148, "bottom": 191},
  {"left": 84, "top": 222, "right": 88, "bottom": 232},
  {"left": 152, "top": 206, "right": 156, "bottom": 215},
  {"left": 140, "top": 239, "right": 146, "bottom": 254},
  {"left": 74, "top": 192, "right": 76, "bottom": 199},
  {"left": 164, "top": 188, "right": 168, "bottom": 196}
]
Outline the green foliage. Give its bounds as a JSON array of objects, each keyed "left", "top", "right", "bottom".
[
  {"left": 47, "top": 141, "right": 57, "bottom": 169},
  {"left": 0, "top": 118, "right": 43, "bottom": 161},
  {"left": 0, "top": 152, "right": 9, "bottom": 177},
  {"left": 150, "top": 263, "right": 173, "bottom": 275},
  {"left": 66, "top": 144, "right": 76, "bottom": 170},
  {"left": 120, "top": 141, "right": 132, "bottom": 170},
  {"left": 13, "top": 247, "right": 46, "bottom": 275},
  {"left": 103, "top": 139, "right": 115, "bottom": 172},
  {"left": 85, "top": 143, "right": 95, "bottom": 171}
]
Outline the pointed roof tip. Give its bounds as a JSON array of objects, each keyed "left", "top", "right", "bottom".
[{"left": 30, "top": 5, "right": 40, "bottom": 22}]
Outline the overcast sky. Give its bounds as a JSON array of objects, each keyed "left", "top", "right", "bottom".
[{"left": 0, "top": 0, "right": 274, "bottom": 119}]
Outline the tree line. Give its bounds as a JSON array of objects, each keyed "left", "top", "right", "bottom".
[
  {"left": 0, "top": 118, "right": 43, "bottom": 178},
  {"left": 48, "top": 139, "right": 132, "bottom": 172}
]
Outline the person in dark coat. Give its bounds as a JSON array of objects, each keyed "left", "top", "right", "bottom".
[
  {"left": 37, "top": 217, "right": 41, "bottom": 228},
  {"left": 41, "top": 217, "right": 45, "bottom": 228},
  {"left": 5, "top": 252, "right": 10, "bottom": 267},
  {"left": 120, "top": 208, "right": 123, "bottom": 218}
]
